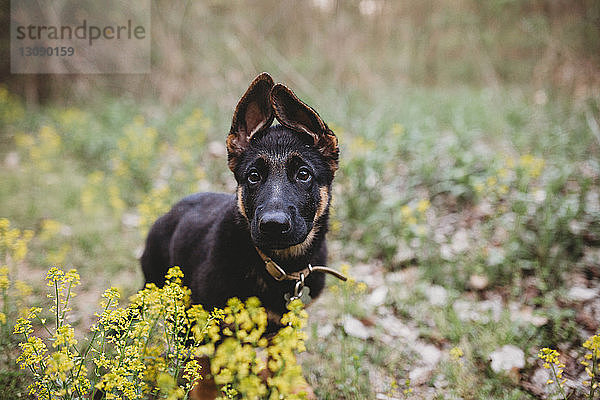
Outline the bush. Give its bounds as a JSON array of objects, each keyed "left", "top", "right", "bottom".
[{"left": 11, "top": 264, "right": 310, "bottom": 400}]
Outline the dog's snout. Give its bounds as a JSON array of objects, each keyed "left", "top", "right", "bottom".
[{"left": 259, "top": 211, "right": 291, "bottom": 235}]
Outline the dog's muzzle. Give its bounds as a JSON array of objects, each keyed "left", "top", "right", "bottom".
[{"left": 258, "top": 211, "right": 292, "bottom": 236}]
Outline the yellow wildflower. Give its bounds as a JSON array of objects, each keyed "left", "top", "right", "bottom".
[
  {"left": 53, "top": 325, "right": 77, "bottom": 348},
  {"left": 450, "top": 346, "right": 464, "bottom": 360},
  {"left": 0, "top": 266, "right": 9, "bottom": 290},
  {"left": 416, "top": 199, "right": 431, "bottom": 213},
  {"left": 401, "top": 205, "right": 412, "bottom": 218}
]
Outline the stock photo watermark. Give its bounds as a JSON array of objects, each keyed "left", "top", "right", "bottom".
[{"left": 11, "top": 0, "right": 151, "bottom": 74}]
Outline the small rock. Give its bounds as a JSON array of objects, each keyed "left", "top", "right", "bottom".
[
  {"left": 451, "top": 229, "right": 469, "bottom": 254},
  {"left": 469, "top": 274, "right": 489, "bottom": 290},
  {"left": 409, "top": 366, "right": 433, "bottom": 385},
  {"left": 122, "top": 212, "right": 140, "bottom": 228},
  {"left": 530, "top": 367, "right": 550, "bottom": 389},
  {"left": 489, "top": 345, "right": 525, "bottom": 373},
  {"left": 568, "top": 220, "right": 585, "bottom": 235},
  {"left": 317, "top": 323, "right": 334, "bottom": 338},
  {"left": 368, "top": 286, "right": 388, "bottom": 308},
  {"left": 453, "top": 299, "right": 478, "bottom": 322},
  {"left": 415, "top": 342, "right": 442, "bottom": 366},
  {"left": 208, "top": 141, "right": 226, "bottom": 157},
  {"left": 486, "top": 247, "right": 505, "bottom": 267},
  {"left": 533, "top": 189, "right": 546, "bottom": 204},
  {"left": 530, "top": 315, "right": 549, "bottom": 327},
  {"left": 379, "top": 315, "right": 418, "bottom": 341},
  {"left": 393, "top": 243, "right": 415, "bottom": 265},
  {"left": 440, "top": 244, "right": 454, "bottom": 261},
  {"left": 529, "top": 367, "right": 559, "bottom": 397},
  {"left": 425, "top": 285, "right": 448, "bottom": 307},
  {"left": 511, "top": 305, "right": 549, "bottom": 327},
  {"left": 342, "top": 316, "right": 371, "bottom": 340},
  {"left": 375, "top": 394, "right": 399, "bottom": 400},
  {"left": 567, "top": 286, "right": 599, "bottom": 302},
  {"left": 433, "top": 375, "right": 448, "bottom": 389},
  {"left": 480, "top": 296, "right": 503, "bottom": 323},
  {"left": 4, "top": 152, "right": 19, "bottom": 168},
  {"left": 576, "top": 307, "right": 600, "bottom": 331},
  {"left": 475, "top": 200, "right": 494, "bottom": 217}
]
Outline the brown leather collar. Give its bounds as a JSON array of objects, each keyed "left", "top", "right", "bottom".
[{"left": 255, "top": 247, "right": 347, "bottom": 282}]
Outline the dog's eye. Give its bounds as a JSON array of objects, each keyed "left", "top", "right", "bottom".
[
  {"left": 296, "top": 167, "right": 312, "bottom": 182},
  {"left": 247, "top": 170, "right": 261, "bottom": 184}
]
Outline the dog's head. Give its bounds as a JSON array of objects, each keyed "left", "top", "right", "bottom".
[{"left": 226, "top": 73, "right": 339, "bottom": 257}]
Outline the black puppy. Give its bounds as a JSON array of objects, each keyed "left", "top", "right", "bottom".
[{"left": 141, "top": 73, "right": 341, "bottom": 327}]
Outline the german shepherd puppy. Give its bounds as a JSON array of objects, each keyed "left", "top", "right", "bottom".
[{"left": 141, "top": 73, "right": 339, "bottom": 327}]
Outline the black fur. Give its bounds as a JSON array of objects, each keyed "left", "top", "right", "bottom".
[{"left": 141, "top": 73, "right": 338, "bottom": 328}]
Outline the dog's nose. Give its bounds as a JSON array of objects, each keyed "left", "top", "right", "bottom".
[{"left": 259, "top": 211, "right": 291, "bottom": 235}]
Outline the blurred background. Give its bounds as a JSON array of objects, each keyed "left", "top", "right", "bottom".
[
  {"left": 1, "top": 1, "right": 600, "bottom": 399},
  {"left": 2, "top": 0, "right": 599, "bottom": 104}
]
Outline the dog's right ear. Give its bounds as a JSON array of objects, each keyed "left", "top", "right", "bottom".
[
  {"left": 270, "top": 83, "right": 339, "bottom": 173},
  {"left": 227, "top": 72, "right": 275, "bottom": 172}
]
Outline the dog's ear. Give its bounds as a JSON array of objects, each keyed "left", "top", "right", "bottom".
[
  {"left": 270, "top": 84, "right": 339, "bottom": 172},
  {"left": 227, "top": 72, "right": 275, "bottom": 171}
]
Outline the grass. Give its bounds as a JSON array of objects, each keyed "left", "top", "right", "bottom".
[{"left": 0, "top": 81, "right": 599, "bottom": 399}]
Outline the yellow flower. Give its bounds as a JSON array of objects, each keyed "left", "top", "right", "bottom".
[
  {"left": 583, "top": 334, "right": 600, "bottom": 358},
  {"left": 400, "top": 205, "right": 412, "bottom": 218},
  {"left": 450, "top": 347, "right": 464, "bottom": 360},
  {"left": 102, "top": 287, "right": 120, "bottom": 303},
  {"left": 40, "top": 219, "right": 62, "bottom": 240},
  {"left": 538, "top": 347, "right": 566, "bottom": 390},
  {"left": 46, "top": 350, "right": 75, "bottom": 381},
  {"left": 519, "top": 154, "right": 545, "bottom": 178},
  {"left": 391, "top": 123, "right": 405, "bottom": 136},
  {"left": 165, "top": 266, "right": 184, "bottom": 283},
  {"left": 416, "top": 199, "right": 431, "bottom": 213},
  {"left": 0, "top": 266, "right": 9, "bottom": 290},
  {"left": 15, "top": 266, "right": 312, "bottom": 399},
  {"left": 14, "top": 317, "right": 33, "bottom": 335},
  {"left": 16, "top": 336, "right": 47, "bottom": 368},
  {"left": 46, "top": 267, "right": 65, "bottom": 285},
  {"left": 53, "top": 325, "right": 77, "bottom": 348},
  {"left": 47, "top": 244, "right": 71, "bottom": 266}
]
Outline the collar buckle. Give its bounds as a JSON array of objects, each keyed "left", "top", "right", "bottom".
[{"left": 265, "top": 259, "right": 288, "bottom": 281}]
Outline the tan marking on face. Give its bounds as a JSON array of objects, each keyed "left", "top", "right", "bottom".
[
  {"left": 236, "top": 186, "right": 248, "bottom": 219},
  {"left": 272, "top": 226, "right": 317, "bottom": 259},
  {"left": 315, "top": 186, "right": 330, "bottom": 222}
]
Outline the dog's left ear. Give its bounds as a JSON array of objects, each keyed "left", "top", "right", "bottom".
[
  {"left": 271, "top": 84, "right": 339, "bottom": 173},
  {"left": 227, "top": 72, "right": 275, "bottom": 172}
]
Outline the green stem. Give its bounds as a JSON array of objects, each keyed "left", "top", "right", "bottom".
[
  {"left": 1, "top": 287, "right": 9, "bottom": 364},
  {"left": 35, "top": 315, "right": 55, "bottom": 337},
  {"left": 73, "top": 329, "right": 99, "bottom": 387},
  {"left": 173, "top": 296, "right": 184, "bottom": 380},
  {"left": 90, "top": 298, "right": 114, "bottom": 400},
  {"left": 176, "top": 318, "right": 194, "bottom": 384},
  {"left": 60, "top": 281, "right": 73, "bottom": 323},
  {"left": 134, "top": 302, "right": 163, "bottom": 392},
  {"left": 550, "top": 364, "right": 567, "bottom": 400},
  {"left": 589, "top": 353, "right": 597, "bottom": 400},
  {"left": 55, "top": 280, "right": 60, "bottom": 330}
]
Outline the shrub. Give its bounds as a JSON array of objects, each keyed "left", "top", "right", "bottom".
[{"left": 13, "top": 265, "right": 310, "bottom": 400}]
